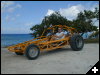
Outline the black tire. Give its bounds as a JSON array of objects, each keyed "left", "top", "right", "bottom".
[
  {"left": 70, "top": 34, "right": 84, "bottom": 51},
  {"left": 25, "top": 44, "right": 40, "bottom": 60},
  {"left": 15, "top": 52, "right": 23, "bottom": 55}
]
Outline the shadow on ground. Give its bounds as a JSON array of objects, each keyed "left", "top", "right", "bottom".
[
  {"left": 9, "top": 48, "right": 73, "bottom": 60},
  {"left": 40, "top": 48, "right": 73, "bottom": 58}
]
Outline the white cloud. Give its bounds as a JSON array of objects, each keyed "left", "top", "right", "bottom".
[
  {"left": 7, "top": 4, "right": 22, "bottom": 13},
  {"left": 7, "top": 7, "right": 15, "bottom": 13},
  {"left": 92, "top": 19, "right": 99, "bottom": 27},
  {"left": 16, "top": 14, "right": 20, "bottom": 17},
  {"left": 1, "top": 1, "right": 14, "bottom": 13},
  {"left": 1, "top": 1, "right": 14, "bottom": 9},
  {"left": 2, "top": 1, "right": 22, "bottom": 22},
  {"left": 46, "top": 9, "right": 55, "bottom": 16},
  {"left": 59, "top": 4, "right": 84, "bottom": 20},
  {"left": 90, "top": 4, "right": 99, "bottom": 12},
  {"left": 5, "top": 14, "right": 20, "bottom": 22},
  {"left": 46, "top": 4, "right": 99, "bottom": 21},
  {"left": 5, "top": 16, "right": 15, "bottom": 22},
  {"left": 16, "top": 4, "right": 22, "bottom": 8},
  {"left": 5, "top": 15, "right": 10, "bottom": 22},
  {"left": 1, "top": 1, "right": 22, "bottom": 13},
  {"left": 11, "top": 17, "right": 16, "bottom": 21},
  {"left": 46, "top": 5, "right": 84, "bottom": 20}
]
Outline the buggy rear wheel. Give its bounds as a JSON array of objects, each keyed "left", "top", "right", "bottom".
[
  {"left": 70, "top": 34, "right": 84, "bottom": 51},
  {"left": 25, "top": 44, "right": 40, "bottom": 60}
]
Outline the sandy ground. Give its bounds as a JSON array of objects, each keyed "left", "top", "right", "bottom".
[{"left": 1, "top": 44, "right": 99, "bottom": 74}]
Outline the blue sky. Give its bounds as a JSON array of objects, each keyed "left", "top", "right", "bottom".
[{"left": 1, "top": 1, "right": 99, "bottom": 34}]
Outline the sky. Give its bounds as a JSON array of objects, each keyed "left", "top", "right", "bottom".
[{"left": 1, "top": 1, "right": 99, "bottom": 34}]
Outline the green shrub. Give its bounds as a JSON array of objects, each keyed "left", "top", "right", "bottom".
[{"left": 84, "top": 38, "right": 99, "bottom": 43}]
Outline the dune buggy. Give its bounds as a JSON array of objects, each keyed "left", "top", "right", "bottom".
[{"left": 8, "top": 25, "right": 84, "bottom": 60}]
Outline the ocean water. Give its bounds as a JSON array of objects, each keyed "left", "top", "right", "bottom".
[{"left": 1, "top": 34, "right": 34, "bottom": 47}]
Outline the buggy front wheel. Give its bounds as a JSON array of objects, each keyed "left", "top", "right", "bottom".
[{"left": 25, "top": 44, "right": 40, "bottom": 60}]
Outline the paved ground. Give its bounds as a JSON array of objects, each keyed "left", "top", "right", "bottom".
[{"left": 1, "top": 44, "right": 99, "bottom": 74}]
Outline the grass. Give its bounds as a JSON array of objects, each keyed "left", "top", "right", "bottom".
[{"left": 84, "top": 38, "right": 99, "bottom": 43}]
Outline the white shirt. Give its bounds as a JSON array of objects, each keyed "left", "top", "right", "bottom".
[
  {"left": 64, "top": 31, "right": 68, "bottom": 35},
  {"left": 56, "top": 32, "right": 64, "bottom": 36},
  {"left": 56, "top": 32, "right": 65, "bottom": 40}
]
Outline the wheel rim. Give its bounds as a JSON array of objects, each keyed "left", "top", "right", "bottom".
[
  {"left": 28, "top": 47, "right": 38, "bottom": 57},
  {"left": 76, "top": 37, "right": 83, "bottom": 48}
]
